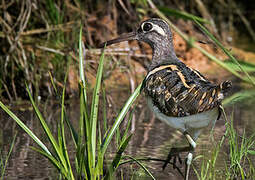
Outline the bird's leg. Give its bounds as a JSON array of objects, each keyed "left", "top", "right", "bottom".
[
  {"left": 162, "top": 131, "right": 197, "bottom": 180},
  {"left": 183, "top": 132, "right": 197, "bottom": 180},
  {"left": 162, "top": 146, "right": 192, "bottom": 170}
]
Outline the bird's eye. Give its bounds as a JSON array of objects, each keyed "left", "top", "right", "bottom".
[{"left": 142, "top": 23, "right": 153, "bottom": 32}]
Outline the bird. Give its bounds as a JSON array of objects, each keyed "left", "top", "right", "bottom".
[{"left": 99, "top": 18, "right": 232, "bottom": 180}]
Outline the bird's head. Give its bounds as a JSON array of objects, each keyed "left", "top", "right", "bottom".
[{"left": 99, "top": 18, "right": 173, "bottom": 48}]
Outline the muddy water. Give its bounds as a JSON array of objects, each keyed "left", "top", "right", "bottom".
[{"left": 1, "top": 90, "right": 255, "bottom": 180}]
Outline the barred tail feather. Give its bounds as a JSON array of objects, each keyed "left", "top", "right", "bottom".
[
  {"left": 220, "top": 80, "right": 232, "bottom": 94},
  {"left": 216, "top": 80, "right": 232, "bottom": 101}
]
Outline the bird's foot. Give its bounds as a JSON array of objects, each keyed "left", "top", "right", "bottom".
[
  {"left": 162, "top": 147, "right": 183, "bottom": 170},
  {"left": 162, "top": 145, "right": 193, "bottom": 178},
  {"left": 162, "top": 147, "right": 186, "bottom": 178}
]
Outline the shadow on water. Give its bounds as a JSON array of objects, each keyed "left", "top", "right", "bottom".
[{"left": 1, "top": 87, "right": 255, "bottom": 179}]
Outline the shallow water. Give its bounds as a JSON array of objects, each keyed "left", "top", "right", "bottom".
[{"left": 1, "top": 90, "right": 255, "bottom": 179}]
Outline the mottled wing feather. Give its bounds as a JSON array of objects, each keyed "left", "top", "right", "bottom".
[{"left": 143, "top": 63, "right": 229, "bottom": 117}]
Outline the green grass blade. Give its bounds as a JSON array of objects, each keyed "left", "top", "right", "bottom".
[
  {"left": 79, "top": 26, "right": 89, "bottom": 118},
  {"left": 124, "top": 155, "right": 156, "bottom": 180},
  {"left": 25, "top": 85, "right": 68, "bottom": 171},
  {"left": 81, "top": 87, "right": 93, "bottom": 177},
  {"left": 222, "top": 90, "right": 255, "bottom": 106},
  {"left": 78, "top": 25, "right": 89, "bottom": 124},
  {"left": 78, "top": 25, "right": 89, "bottom": 139},
  {"left": 79, "top": 25, "right": 86, "bottom": 90},
  {"left": 194, "top": 43, "right": 247, "bottom": 82},
  {"left": 101, "top": 83, "right": 142, "bottom": 156},
  {"left": 49, "top": 66, "right": 79, "bottom": 148},
  {"left": 1, "top": 133, "right": 16, "bottom": 180},
  {"left": 30, "top": 146, "right": 68, "bottom": 177},
  {"left": 78, "top": 86, "right": 85, "bottom": 145},
  {"left": 102, "top": 86, "right": 108, "bottom": 132},
  {"left": 224, "top": 59, "right": 255, "bottom": 73},
  {"left": 48, "top": 71, "right": 59, "bottom": 97},
  {"left": 147, "top": 1, "right": 255, "bottom": 84},
  {"left": 30, "top": 146, "right": 61, "bottom": 169},
  {"left": 116, "top": 126, "right": 120, "bottom": 148},
  {"left": 193, "top": 18, "right": 255, "bottom": 86},
  {"left": 121, "top": 110, "right": 133, "bottom": 143},
  {"left": 105, "top": 134, "right": 133, "bottom": 180},
  {"left": 60, "top": 69, "right": 74, "bottom": 179},
  {"left": 64, "top": 110, "right": 78, "bottom": 148},
  {"left": 248, "top": 150, "right": 255, "bottom": 155},
  {"left": 78, "top": 26, "right": 92, "bottom": 176},
  {"left": 90, "top": 48, "right": 105, "bottom": 166},
  {"left": 78, "top": 87, "right": 84, "bottom": 139},
  {"left": 159, "top": 6, "right": 210, "bottom": 24},
  {"left": 77, "top": 87, "right": 86, "bottom": 178},
  {"left": 57, "top": 124, "right": 62, "bottom": 156},
  {"left": 0, "top": 101, "right": 51, "bottom": 155},
  {"left": 96, "top": 120, "right": 103, "bottom": 176}
]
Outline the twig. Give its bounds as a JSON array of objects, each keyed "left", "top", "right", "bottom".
[
  {"left": 24, "top": 21, "right": 77, "bottom": 36},
  {"left": 11, "top": 62, "right": 18, "bottom": 100},
  {"left": 84, "top": 18, "right": 94, "bottom": 46},
  {"left": 232, "top": 1, "right": 255, "bottom": 41},
  {"left": 89, "top": 51, "right": 150, "bottom": 58},
  {"left": 0, "top": 79, "right": 13, "bottom": 101},
  {"left": 0, "top": 16, "right": 12, "bottom": 32},
  {"left": 194, "top": 0, "right": 219, "bottom": 37},
  {"left": 117, "top": 0, "right": 130, "bottom": 16},
  {"left": 36, "top": 45, "right": 65, "bottom": 56},
  {"left": 4, "top": 0, "right": 32, "bottom": 71},
  {"left": 65, "top": 0, "right": 88, "bottom": 16},
  {"left": 0, "top": 0, "right": 14, "bottom": 8}
]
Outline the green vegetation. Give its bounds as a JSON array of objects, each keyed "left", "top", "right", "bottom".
[
  {"left": 147, "top": 0, "right": 255, "bottom": 86},
  {"left": 1, "top": 0, "right": 255, "bottom": 100},
  {"left": 193, "top": 110, "right": 255, "bottom": 180},
  {"left": 0, "top": 134, "right": 16, "bottom": 180},
  {"left": 0, "top": 30, "right": 150, "bottom": 179},
  {"left": 1, "top": 0, "right": 255, "bottom": 179}
]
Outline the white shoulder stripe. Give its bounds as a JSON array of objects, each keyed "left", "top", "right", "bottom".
[
  {"left": 146, "top": 65, "right": 173, "bottom": 80},
  {"left": 146, "top": 64, "right": 180, "bottom": 79}
]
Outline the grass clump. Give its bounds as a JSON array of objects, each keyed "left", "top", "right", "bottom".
[
  {"left": 0, "top": 28, "right": 154, "bottom": 179},
  {"left": 225, "top": 114, "right": 255, "bottom": 179},
  {"left": 193, "top": 110, "right": 255, "bottom": 180}
]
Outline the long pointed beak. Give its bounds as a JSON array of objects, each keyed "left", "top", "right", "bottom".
[{"left": 98, "top": 31, "right": 136, "bottom": 48}]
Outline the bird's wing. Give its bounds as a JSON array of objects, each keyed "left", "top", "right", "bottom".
[{"left": 143, "top": 63, "right": 231, "bottom": 117}]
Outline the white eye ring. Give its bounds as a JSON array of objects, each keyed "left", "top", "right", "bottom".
[
  {"left": 142, "top": 22, "right": 153, "bottom": 31},
  {"left": 141, "top": 22, "right": 166, "bottom": 37}
]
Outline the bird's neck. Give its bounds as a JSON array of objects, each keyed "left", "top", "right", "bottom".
[{"left": 148, "top": 40, "right": 180, "bottom": 71}]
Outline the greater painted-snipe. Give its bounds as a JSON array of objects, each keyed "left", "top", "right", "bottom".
[{"left": 99, "top": 18, "right": 232, "bottom": 180}]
